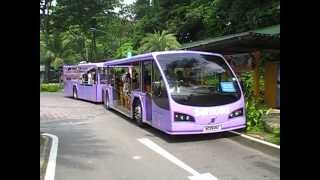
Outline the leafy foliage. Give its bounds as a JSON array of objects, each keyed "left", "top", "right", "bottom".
[
  {"left": 114, "top": 42, "right": 138, "bottom": 58},
  {"left": 138, "top": 30, "right": 181, "bottom": 53},
  {"left": 51, "top": 57, "right": 64, "bottom": 70},
  {"left": 245, "top": 98, "right": 268, "bottom": 131},
  {"left": 40, "top": 83, "right": 64, "bottom": 92},
  {"left": 240, "top": 71, "right": 254, "bottom": 98},
  {"left": 40, "top": 0, "right": 280, "bottom": 81}
]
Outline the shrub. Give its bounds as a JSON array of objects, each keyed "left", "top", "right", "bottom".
[
  {"left": 40, "top": 83, "right": 63, "bottom": 92},
  {"left": 245, "top": 98, "right": 268, "bottom": 131},
  {"left": 240, "top": 71, "right": 254, "bottom": 97},
  {"left": 240, "top": 71, "right": 267, "bottom": 131}
]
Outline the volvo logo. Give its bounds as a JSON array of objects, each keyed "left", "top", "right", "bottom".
[{"left": 211, "top": 118, "right": 216, "bottom": 123}]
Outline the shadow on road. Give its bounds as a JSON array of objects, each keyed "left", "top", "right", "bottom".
[
  {"left": 64, "top": 97, "right": 242, "bottom": 144},
  {"left": 66, "top": 97, "right": 102, "bottom": 105},
  {"left": 108, "top": 108, "right": 239, "bottom": 144}
]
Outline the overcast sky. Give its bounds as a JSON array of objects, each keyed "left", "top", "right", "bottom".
[
  {"left": 123, "top": 0, "right": 135, "bottom": 5},
  {"left": 51, "top": 0, "right": 135, "bottom": 6}
]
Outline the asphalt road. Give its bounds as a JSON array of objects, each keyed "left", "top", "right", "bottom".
[{"left": 40, "top": 92, "right": 280, "bottom": 180}]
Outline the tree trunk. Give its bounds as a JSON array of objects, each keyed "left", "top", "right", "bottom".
[{"left": 251, "top": 51, "right": 261, "bottom": 98}]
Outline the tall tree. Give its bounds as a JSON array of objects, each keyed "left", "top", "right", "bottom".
[
  {"left": 132, "top": 0, "right": 280, "bottom": 43},
  {"left": 138, "top": 30, "right": 181, "bottom": 53},
  {"left": 40, "top": 0, "right": 56, "bottom": 82},
  {"left": 52, "top": 0, "right": 119, "bottom": 33},
  {"left": 213, "top": 0, "right": 280, "bottom": 34}
]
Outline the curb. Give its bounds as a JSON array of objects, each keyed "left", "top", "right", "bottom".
[
  {"left": 229, "top": 130, "right": 280, "bottom": 158},
  {"left": 40, "top": 135, "right": 51, "bottom": 180},
  {"left": 42, "top": 133, "right": 59, "bottom": 180}
]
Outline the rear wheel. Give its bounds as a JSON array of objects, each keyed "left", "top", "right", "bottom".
[
  {"left": 73, "top": 87, "right": 78, "bottom": 99},
  {"left": 133, "top": 100, "right": 144, "bottom": 127},
  {"left": 104, "top": 91, "right": 110, "bottom": 110}
]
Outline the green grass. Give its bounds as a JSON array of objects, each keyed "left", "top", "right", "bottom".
[{"left": 40, "top": 83, "right": 63, "bottom": 92}]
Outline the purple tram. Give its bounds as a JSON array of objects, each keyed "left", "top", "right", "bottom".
[
  {"left": 102, "top": 51, "right": 246, "bottom": 135},
  {"left": 63, "top": 62, "right": 107, "bottom": 103}
]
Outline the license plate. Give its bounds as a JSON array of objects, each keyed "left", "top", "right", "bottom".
[{"left": 204, "top": 125, "right": 222, "bottom": 132}]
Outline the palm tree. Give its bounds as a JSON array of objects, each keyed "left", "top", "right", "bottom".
[{"left": 138, "top": 30, "right": 181, "bottom": 53}]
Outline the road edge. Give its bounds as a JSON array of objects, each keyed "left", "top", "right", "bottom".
[
  {"left": 40, "top": 134, "right": 51, "bottom": 180},
  {"left": 42, "top": 133, "right": 59, "bottom": 180},
  {"left": 229, "top": 130, "right": 280, "bottom": 158}
]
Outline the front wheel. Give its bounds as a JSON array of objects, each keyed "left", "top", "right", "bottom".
[{"left": 133, "top": 101, "right": 144, "bottom": 127}]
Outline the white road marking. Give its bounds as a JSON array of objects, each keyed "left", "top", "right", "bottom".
[
  {"left": 69, "top": 121, "right": 91, "bottom": 125},
  {"left": 189, "top": 173, "right": 219, "bottom": 180},
  {"left": 43, "top": 133, "right": 59, "bottom": 180},
  {"left": 229, "top": 130, "right": 280, "bottom": 149},
  {"left": 138, "top": 138, "right": 218, "bottom": 180},
  {"left": 132, "top": 156, "right": 142, "bottom": 160},
  {"left": 58, "top": 121, "right": 91, "bottom": 126}
]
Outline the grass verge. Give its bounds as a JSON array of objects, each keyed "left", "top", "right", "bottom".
[
  {"left": 245, "top": 127, "right": 280, "bottom": 145},
  {"left": 40, "top": 83, "right": 63, "bottom": 92}
]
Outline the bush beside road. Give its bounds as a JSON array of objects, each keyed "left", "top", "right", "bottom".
[{"left": 41, "top": 83, "right": 63, "bottom": 92}]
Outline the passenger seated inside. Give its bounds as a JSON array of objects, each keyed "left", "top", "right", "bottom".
[
  {"left": 143, "top": 70, "right": 151, "bottom": 93},
  {"left": 115, "top": 72, "right": 123, "bottom": 104},
  {"left": 122, "top": 70, "right": 131, "bottom": 109},
  {"left": 82, "top": 74, "right": 88, "bottom": 84},
  {"left": 132, "top": 68, "right": 139, "bottom": 90},
  {"left": 88, "top": 73, "right": 92, "bottom": 85}
]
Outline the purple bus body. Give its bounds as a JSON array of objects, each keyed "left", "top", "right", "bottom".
[
  {"left": 63, "top": 62, "right": 105, "bottom": 103},
  {"left": 103, "top": 51, "right": 246, "bottom": 135}
]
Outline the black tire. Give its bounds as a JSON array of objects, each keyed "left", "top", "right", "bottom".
[
  {"left": 104, "top": 91, "right": 110, "bottom": 110},
  {"left": 133, "top": 100, "right": 144, "bottom": 127},
  {"left": 73, "top": 87, "right": 78, "bottom": 99}
]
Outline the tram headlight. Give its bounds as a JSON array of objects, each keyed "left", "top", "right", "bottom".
[
  {"left": 229, "top": 108, "right": 244, "bottom": 119},
  {"left": 174, "top": 112, "right": 195, "bottom": 122}
]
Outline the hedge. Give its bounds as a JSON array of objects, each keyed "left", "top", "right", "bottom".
[{"left": 40, "top": 83, "right": 63, "bottom": 92}]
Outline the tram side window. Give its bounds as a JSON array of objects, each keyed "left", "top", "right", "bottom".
[
  {"left": 88, "top": 70, "right": 96, "bottom": 85},
  {"left": 99, "top": 67, "right": 107, "bottom": 84},
  {"left": 142, "top": 61, "right": 152, "bottom": 93},
  {"left": 132, "top": 62, "right": 141, "bottom": 91},
  {"left": 108, "top": 67, "right": 115, "bottom": 86},
  {"left": 81, "top": 69, "right": 97, "bottom": 85},
  {"left": 81, "top": 74, "right": 88, "bottom": 84}
]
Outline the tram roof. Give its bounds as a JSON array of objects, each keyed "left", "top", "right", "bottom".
[{"left": 103, "top": 50, "right": 223, "bottom": 66}]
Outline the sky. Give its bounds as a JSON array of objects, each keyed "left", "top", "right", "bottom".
[
  {"left": 114, "top": 0, "right": 136, "bottom": 15},
  {"left": 50, "top": 0, "right": 135, "bottom": 7},
  {"left": 123, "top": 0, "right": 135, "bottom": 5}
]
